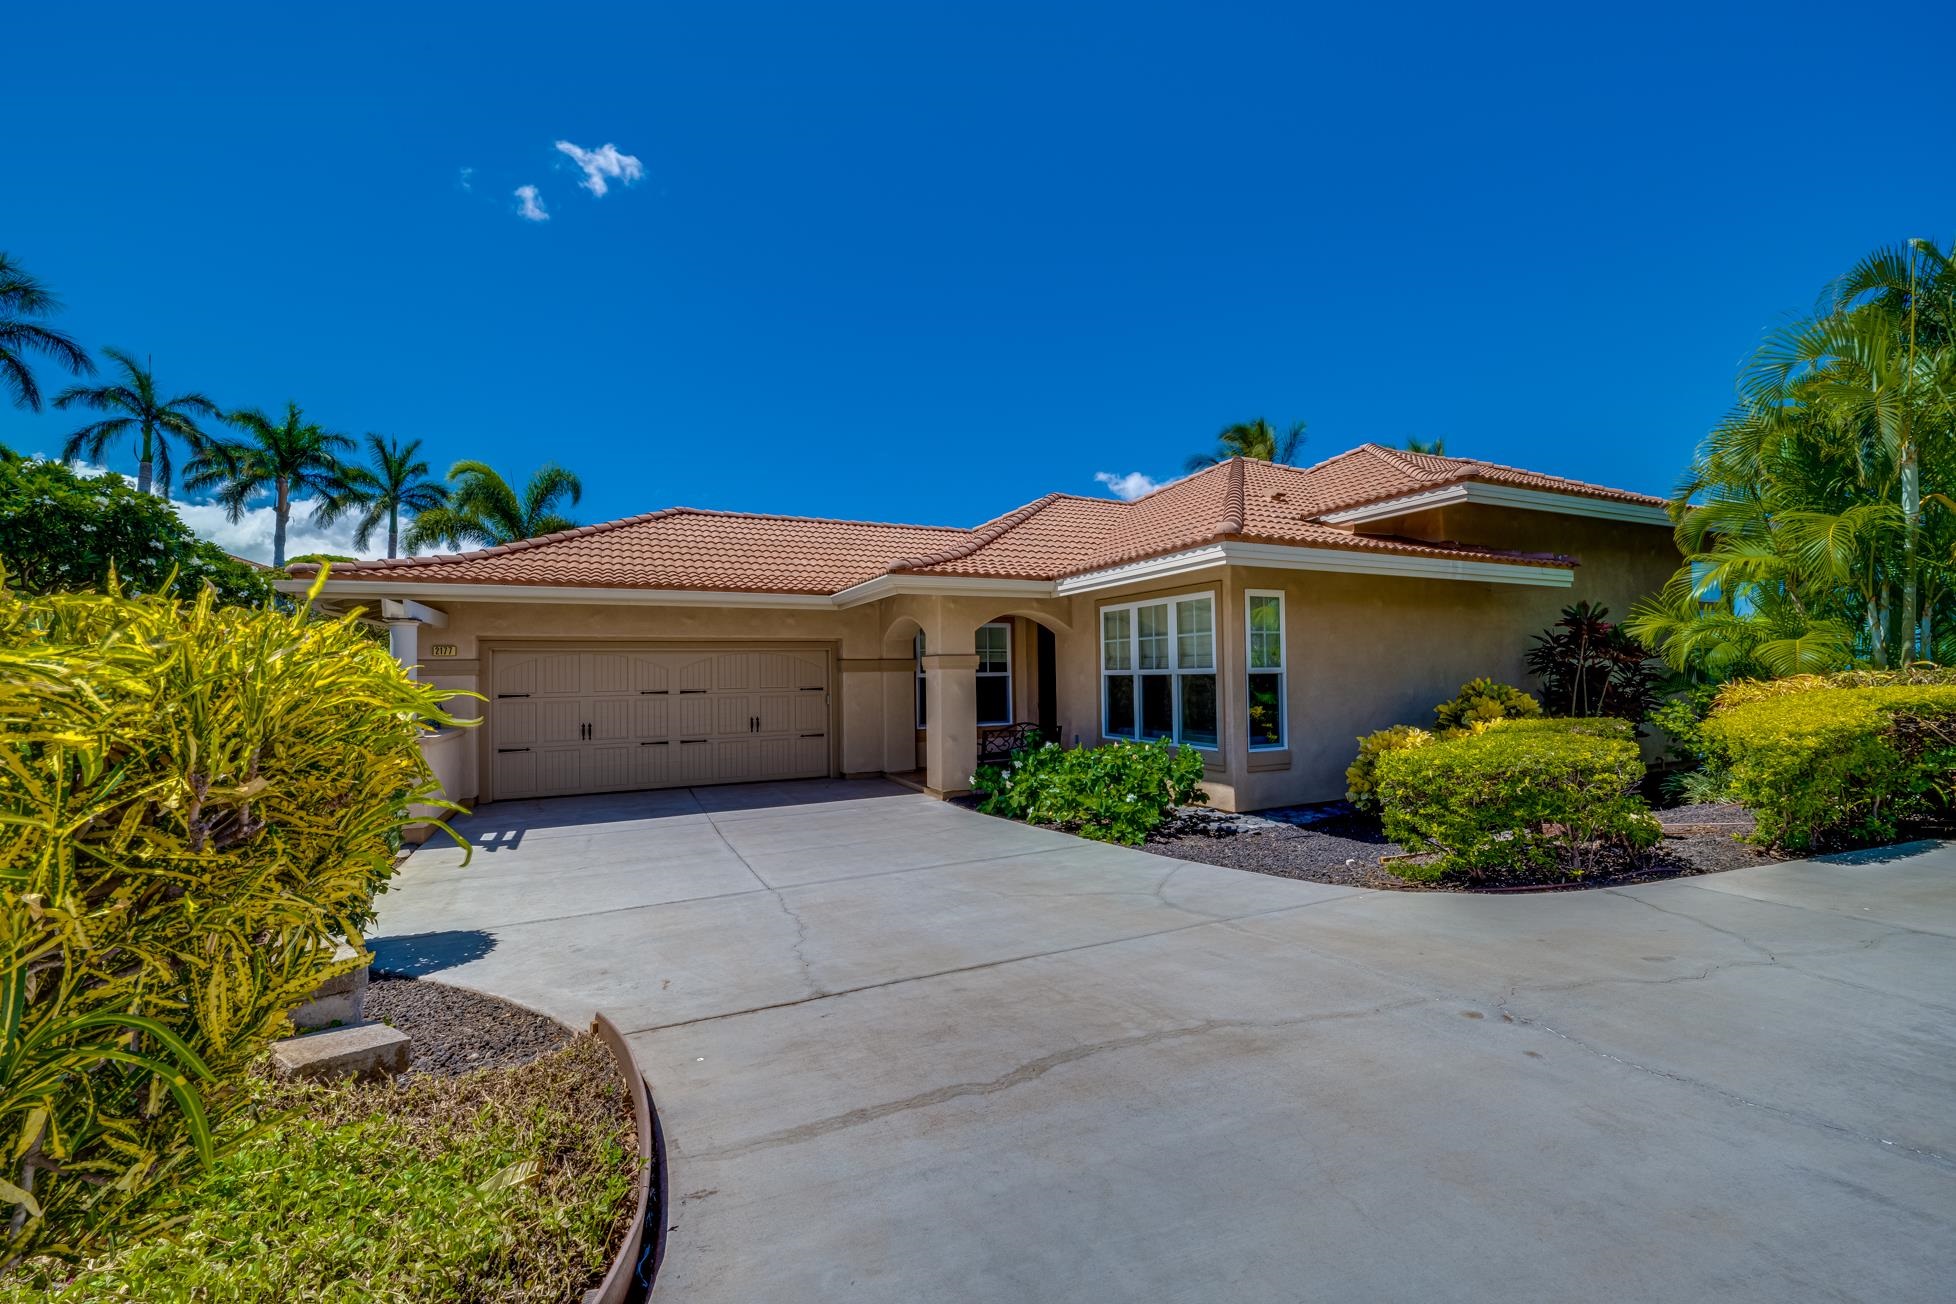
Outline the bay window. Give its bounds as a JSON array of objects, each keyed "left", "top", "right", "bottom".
[
  {"left": 1101, "top": 593, "right": 1217, "bottom": 748},
  {"left": 1246, "top": 591, "right": 1285, "bottom": 749}
]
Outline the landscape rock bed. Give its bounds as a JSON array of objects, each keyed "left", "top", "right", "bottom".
[
  {"left": 1143, "top": 800, "right": 1788, "bottom": 891},
  {"left": 366, "top": 975, "right": 573, "bottom": 1077}
]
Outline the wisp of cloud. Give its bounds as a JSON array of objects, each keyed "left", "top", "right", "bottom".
[{"left": 554, "top": 140, "right": 645, "bottom": 197}]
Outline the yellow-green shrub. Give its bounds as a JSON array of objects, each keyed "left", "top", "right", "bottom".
[
  {"left": 1374, "top": 718, "right": 1658, "bottom": 880},
  {"left": 0, "top": 576, "right": 469, "bottom": 1267},
  {"left": 1345, "top": 725, "right": 1433, "bottom": 812},
  {"left": 1700, "top": 683, "right": 1956, "bottom": 850},
  {"left": 1432, "top": 678, "right": 1541, "bottom": 732}
]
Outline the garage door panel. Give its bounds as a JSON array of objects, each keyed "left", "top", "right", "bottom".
[
  {"left": 491, "top": 646, "right": 829, "bottom": 800},
  {"left": 632, "top": 698, "right": 670, "bottom": 737},
  {"left": 789, "top": 695, "right": 826, "bottom": 731}
]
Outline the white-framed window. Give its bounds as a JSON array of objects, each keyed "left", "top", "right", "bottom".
[
  {"left": 976, "top": 622, "right": 1012, "bottom": 725},
  {"left": 915, "top": 632, "right": 927, "bottom": 728},
  {"left": 1246, "top": 590, "right": 1285, "bottom": 750},
  {"left": 1100, "top": 592, "right": 1217, "bottom": 748}
]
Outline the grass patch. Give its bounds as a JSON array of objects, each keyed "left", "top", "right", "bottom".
[{"left": 5, "top": 1036, "right": 638, "bottom": 1303}]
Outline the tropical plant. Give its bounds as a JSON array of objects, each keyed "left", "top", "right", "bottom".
[
  {"left": 1185, "top": 418, "right": 1307, "bottom": 470},
  {"left": 1432, "top": 677, "right": 1541, "bottom": 731},
  {"left": 1629, "top": 236, "right": 1956, "bottom": 678},
  {"left": 0, "top": 576, "right": 467, "bottom": 1266},
  {"left": 53, "top": 348, "right": 221, "bottom": 497},
  {"left": 0, "top": 253, "right": 92, "bottom": 415},
  {"left": 0, "top": 458, "right": 270, "bottom": 605},
  {"left": 1525, "top": 602, "right": 1662, "bottom": 720},
  {"left": 185, "top": 403, "right": 352, "bottom": 569},
  {"left": 971, "top": 738, "right": 1207, "bottom": 844},
  {"left": 405, "top": 460, "right": 583, "bottom": 551},
  {"left": 1374, "top": 718, "right": 1659, "bottom": 881},
  {"left": 1402, "top": 437, "right": 1448, "bottom": 455},
  {"left": 315, "top": 434, "right": 449, "bottom": 558}
]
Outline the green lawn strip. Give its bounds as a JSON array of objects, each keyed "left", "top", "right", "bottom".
[{"left": 6, "top": 1036, "right": 637, "bottom": 1304}]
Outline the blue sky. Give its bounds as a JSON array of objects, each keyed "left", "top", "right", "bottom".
[{"left": 7, "top": 1, "right": 1955, "bottom": 560}]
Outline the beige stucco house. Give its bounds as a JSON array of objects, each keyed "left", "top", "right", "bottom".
[{"left": 284, "top": 445, "right": 1678, "bottom": 814}]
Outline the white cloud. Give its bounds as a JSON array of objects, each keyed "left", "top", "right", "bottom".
[
  {"left": 58, "top": 460, "right": 379, "bottom": 564},
  {"left": 458, "top": 166, "right": 474, "bottom": 192},
  {"left": 514, "top": 184, "right": 549, "bottom": 221},
  {"left": 1094, "top": 471, "right": 1161, "bottom": 501},
  {"left": 553, "top": 140, "right": 644, "bottom": 197}
]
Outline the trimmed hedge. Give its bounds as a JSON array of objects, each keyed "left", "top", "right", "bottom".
[
  {"left": 1374, "top": 718, "right": 1658, "bottom": 880},
  {"left": 1344, "top": 725, "right": 1434, "bottom": 813},
  {"left": 1700, "top": 682, "right": 1956, "bottom": 850},
  {"left": 972, "top": 738, "right": 1207, "bottom": 844}
]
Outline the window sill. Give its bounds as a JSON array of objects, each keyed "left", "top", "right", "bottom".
[{"left": 1247, "top": 748, "right": 1291, "bottom": 772}]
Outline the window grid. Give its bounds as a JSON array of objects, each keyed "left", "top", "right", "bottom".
[
  {"left": 1100, "top": 592, "right": 1218, "bottom": 749},
  {"left": 976, "top": 622, "right": 1012, "bottom": 726}
]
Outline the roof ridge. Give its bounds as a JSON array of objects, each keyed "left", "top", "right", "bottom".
[
  {"left": 1212, "top": 457, "right": 1246, "bottom": 536},
  {"left": 885, "top": 493, "right": 1065, "bottom": 572},
  {"left": 1360, "top": 443, "right": 1444, "bottom": 481}
]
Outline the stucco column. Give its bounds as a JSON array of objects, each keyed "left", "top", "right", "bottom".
[
  {"left": 922, "top": 653, "right": 979, "bottom": 796},
  {"left": 387, "top": 619, "right": 419, "bottom": 680}
]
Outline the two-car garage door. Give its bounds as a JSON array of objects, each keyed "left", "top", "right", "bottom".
[{"left": 489, "top": 646, "right": 831, "bottom": 801}]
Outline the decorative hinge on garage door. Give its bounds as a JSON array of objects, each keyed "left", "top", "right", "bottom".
[
  {"left": 497, "top": 747, "right": 530, "bottom": 753},
  {"left": 497, "top": 693, "right": 530, "bottom": 698}
]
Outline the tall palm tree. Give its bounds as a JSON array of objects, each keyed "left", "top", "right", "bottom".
[
  {"left": 54, "top": 348, "right": 222, "bottom": 496},
  {"left": 1186, "top": 418, "right": 1307, "bottom": 471},
  {"left": 186, "top": 402, "right": 352, "bottom": 568},
  {"left": 405, "top": 460, "right": 582, "bottom": 551},
  {"left": 1403, "top": 436, "right": 1449, "bottom": 455},
  {"left": 315, "top": 433, "right": 449, "bottom": 558},
  {"left": 0, "top": 252, "right": 92, "bottom": 414}
]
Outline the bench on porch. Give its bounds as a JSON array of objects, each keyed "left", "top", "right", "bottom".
[{"left": 976, "top": 722, "right": 1059, "bottom": 766}]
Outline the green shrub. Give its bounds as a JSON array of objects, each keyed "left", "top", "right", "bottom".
[
  {"left": 1432, "top": 677, "right": 1542, "bottom": 732},
  {"left": 1700, "top": 683, "right": 1956, "bottom": 849},
  {"left": 972, "top": 738, "right": 1207, "bottom": 844},
  {"left": 0, "top": 576, "right": 469, "bottom": 1267},
  {"left": 1345, "top": 724, "right": 1434, "bottom": 812},
  {"left": 1374, "top": 718, "right": 1658, "bottom": 880},
  {"left": 0, "top": 1035, "right": 636, "bottom": 1301}
]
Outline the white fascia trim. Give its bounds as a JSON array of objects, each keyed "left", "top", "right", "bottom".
[
  {"left": 275, "top": 579, "right": 840, "bottom": 608},
  {"left": 829, "top": 573, "right": 1056, "bottom": 607},
  {"left": 1320, "top": 481, "right": 1671, "bottom": 526},
  {"left": 1056, "top": 541, "right": 1574, "bottom": 592}
]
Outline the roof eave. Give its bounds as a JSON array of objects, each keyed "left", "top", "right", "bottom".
[{"left": 1318, "top": 480, "right": 1670, "bottom": 527}]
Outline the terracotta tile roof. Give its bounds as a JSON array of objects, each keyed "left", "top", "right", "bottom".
[
  {"left": 1303, "top": 443, "right": 1666, "bottom": 516},
  {"left": 297, "top": 445, "right": 1658, "bottom": 594},
  {"left": 300, "top": 508, "right": 967, "bottom": 594}
]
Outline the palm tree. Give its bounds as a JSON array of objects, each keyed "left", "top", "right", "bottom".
[
  {"left": 1186, "top": 418, "right": 1307, "bottom": 471},
  {"left": 54, "top": 348, "right": 222, "bottom": 496},
  {"left": 1403, "top": 437, "right": 1448, "bottom": 455},
  {"left": 315, "top": 434, "right": 449, "bottom": 558},
  {"left": 405, "top": 460, "right": 582, "bottom": 551},
  {"left": 186, "top": 402, "right": 353, "bottom": 568},
  {"left": 0, "top": 252, "right": 92, "bottom": 414}
]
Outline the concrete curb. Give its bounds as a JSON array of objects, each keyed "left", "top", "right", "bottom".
[{"left": 585, "top": 1012, "right": 666, "bottom": 1303}]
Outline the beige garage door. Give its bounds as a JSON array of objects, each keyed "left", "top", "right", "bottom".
[{"left": 489, "top": 647, "right": 831, "bottom": 800}]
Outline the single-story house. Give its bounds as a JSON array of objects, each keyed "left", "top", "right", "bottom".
[{"left": 283, "top": 446, "right": 1678, "bottom": 813}]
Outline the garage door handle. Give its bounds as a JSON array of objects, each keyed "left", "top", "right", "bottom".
[{"left": 497, "top": 747, "right": 530, "bottom": 753}]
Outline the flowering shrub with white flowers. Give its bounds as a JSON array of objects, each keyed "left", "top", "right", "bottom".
[{"left": 970, "top": 737, "right": 1207, "bottom": 844}]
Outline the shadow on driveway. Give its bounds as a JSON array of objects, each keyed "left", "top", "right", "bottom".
[{"left": 371, "top": 929, "right": 497, "bottom": 977}]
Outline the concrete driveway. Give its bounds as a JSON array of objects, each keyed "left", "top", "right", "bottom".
[{"left": 371, "top": 779, "right": 1956, "bottom": 1303}]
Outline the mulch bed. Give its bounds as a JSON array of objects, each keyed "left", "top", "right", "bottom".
[
  {"left": 1142, "top": 801, "right": 1790, "bottom": 892},
  {"left": 365, "top": 976, "right": 574, "bottom": 1077}
]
